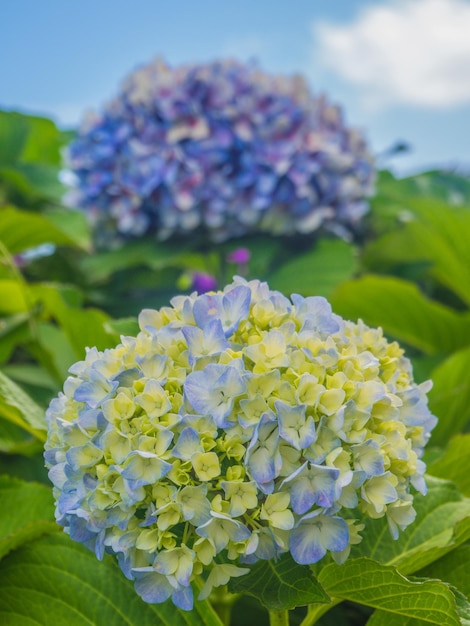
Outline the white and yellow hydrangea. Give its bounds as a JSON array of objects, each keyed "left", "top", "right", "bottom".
[{"left": 45, "top": 278, "right": 436, "bottom": 610}]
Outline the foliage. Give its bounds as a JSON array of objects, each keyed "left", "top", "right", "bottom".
[{"left": 1, "top": 105, "right": 470, "bottom": 625}]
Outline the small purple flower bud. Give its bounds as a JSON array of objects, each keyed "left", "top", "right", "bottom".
[
  {"left": 191, "top": 272, "right": 217, "bottom": 294},
  {"left": 226, "top": 248, "right": 251, "bottom": 265}
]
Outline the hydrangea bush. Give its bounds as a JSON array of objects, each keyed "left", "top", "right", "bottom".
[
  {"left": 45, "top": 278, "right": 435, "bottom": 611},
  {"left": 66, "top": 59, "right": 374, "bottom": 244}
]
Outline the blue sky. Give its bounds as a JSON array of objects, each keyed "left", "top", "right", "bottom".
[{"left": 1, "top": 0, "right": 469, "bottom": 174}]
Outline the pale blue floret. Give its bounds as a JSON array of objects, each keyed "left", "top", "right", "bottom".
[
  {"left": 196, "top": 511, "right": 251, "bottom": 552},
  {"left": 136, "top": 354, "right": 169, "bottom": 381},
  {"left": 246, "top": 414, "right": 282, "bottom": 491},
  {"left": 289, "top": 511, "right": 349, "bottom": 564},
  {"left": 275, "top": 401, "right": 316, "bottom": 450},
  {"left": 282, "top": 461, "right": 340, "bottom": 514},
  {"left": 192, "top": 285, "right": 251, "bottom": 337},
  {"left": 351, "top": 439, "right": 385, "bottom": 477},
  {"left": 182, "top": 319, "right": 229, "bottom": 364},
  {"left": 172, "top": 427, "right": 203, "bottom": 460},
  {"left": 291, "top": 294, "right": 340, "bottom": 335},
  {"left": 133, "top": 569, "right": 182, "bottom": 606},
  {"left": 65, "top": 443, "right": 103, "bottom": 471},
  {"left": 74, "top": 368, "right": 119, "bottom": 408},
  {"left": 184, "top": 364, "right": 245, "bottom": 426},
  {"left": 121, "top": 451, "right": 172, "bottom": 487},
  {"left": 175, "top": 485, "right": 211, "bottom": 525}
]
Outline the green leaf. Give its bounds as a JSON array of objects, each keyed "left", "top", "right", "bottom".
[
  {"left": 0, "top": 475, "right": 57, "bottom": 560},
  {"left": 317, "top": 557, "right": 461, "bottom": 625},
  {"left": 59, "top": 308, "right": 115, "bottom": 356},
  {"left": 330, "top": 275, "right": 470, "bottom": 355},
  {"left": 419, "top": 544, "right": 470, "bottom": 598},
  {"left": 0, "top": 533, "right": 223, "bottom": 626},
  {"left": 0, "top": 205, "right": 78, "bottom": 254},
  {"left": 366, "top": 589, "right": 470, "bottom": 626},
  {"left": 269, "top": 239, "right": 358, "bottom": 297},
  {"left": 350, "top": 476, "right": 470, "bottom": 575},
  {"left": 104, "top": 317, "right": 140, "bottom": 338},
  {"left": 0, "top": 111, "right": 28, "bottom": 164},
  {"left": 44, "top": 207, "right": 91, "bottom": 251},
  {"left": 19, "top": 114, "right": 63, "bottom": 166},
  {"left": 2, "top": 364, "right": 57, "bottom": 391},
  {"left": 0, "top": 419, "right": 43, "bottom": 455},
  {"left": 34, "top": 322, "right": 78, "bottom": 383},
  {"left": 428, "top": 345, "right": 470, "bottom": 444},
  {"left": 81, "top": 239, "right": 182, "bottom": 283},
  {"left": 364, "top": 201, "right": 470, "bottom": 306},
  {"left": 427, "top": 435, "right": 470, "bottom": 496},
  {"left": 0, "top": 371, "right": 46, "bottom": 439},
  {"left": 0, "top": 279, "right": 28, "bottom": 314},
  {"left": 228, "top": 553, "right": 329, "bottom": 610},
  {"left": 0, "top": 313, "right": 30, "bottom": 364}
]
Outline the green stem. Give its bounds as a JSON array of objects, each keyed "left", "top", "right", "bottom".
[
  {"left": 209, "top": 586, "right": 239, "bottom": 626},
  {"left": 299, "top": 599, "right": 342, "bottom": 626},
  {"left": 269, "top": 609, "right": 290, "bottom": 626}
]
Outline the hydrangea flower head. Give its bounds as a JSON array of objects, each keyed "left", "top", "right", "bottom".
[
  {"left": 66, "top": 58, "right": 374, "bottom": 244},
  {"left": 45, "top": 278, "right": 435, "bottom": 609}
]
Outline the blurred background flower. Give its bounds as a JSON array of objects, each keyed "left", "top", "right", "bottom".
[{"left": 66, "top": 58, "right": 374, "bottom": 246}]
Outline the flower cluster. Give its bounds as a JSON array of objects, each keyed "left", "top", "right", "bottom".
[
  {"left": 66, "top": 58, "right": 374, "bottom": 244},
  {"left": 45, "top": 278, "right": 435, "bottom": 610}
]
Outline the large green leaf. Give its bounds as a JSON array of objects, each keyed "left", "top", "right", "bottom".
[
  {"left": 364, "top": 200, "right": 470, "bottom": 306},
  {"left": 228, "top": 553, "right": 329, "bottom": 610},
  {"left": 58, "top": 308, "right": 115, "bottom": 356},
  {"left": 0, "top": 279, "right": 28, "bottom": 314},
  {"left": 0, "top": 419, "right": 42, "bottom": 456},
  {"left": 34, "top": 323, "right": 78, "bottom": 383},
  {"left": 43, "top": 207, "right": 91, "bottom": 251},
  {"left": 0, "top": 533, "right": 223, "bottom": 626},
  {"left": 419, "top": 545, "right": 470, "bottom": 604},
  {"left": 0, "top": 371, "right": 46, "bottom": 439},
  {"left": 0, "top": 313, "right": 30, "bottom": 364},
  {"left": 81, "top": 239, "right": 184, "bottom": 283},
  {"left": 0, "top": 476, "right": 57, "bottom": 560},
  {"left": 427, "top": 345, "right": 470, "bottom": 444},
  {"left": 427, "top": 435, "right": 470, "bottom": 496},
  {"left": 0, "top": 111, "right": 28, "bottom": 164},
  {"left": 268, "top": 239, "right": 358, "bottom": 297},
  {"left": 0, "top": 206, "right": 78, "bottom": 254},
  {"left": 365, "top": 589, "right": 470, "bottom": 626},
  {"left": 317, "top": 558, "right": 461, "bottom": 625},
  {"left": 350, "top": 476, "right": 470, "bottom": 575},
  {"left": 330, "top": 275, "right": 470, "bottom": 355}
]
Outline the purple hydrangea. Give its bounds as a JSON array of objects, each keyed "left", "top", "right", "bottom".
[{"left": 66, "top": 58, "right": 375, "bottom": 245}]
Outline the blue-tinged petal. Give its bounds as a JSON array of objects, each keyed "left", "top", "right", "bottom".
[
  {"left": 246, "top": 414, "right": 282, "bottom": 486},
  {"left": 289, "top": 514, "right": 349, "bottom": 565},
  {"left": 282, "top": 462, "right": 340, "bottom": 514},
  {"left": 182, "top": 318, "right": 228, "bottom": 363},
  {"left": 291, "top": 294, "right": 340, "bottom": 335},
  {"left": 193, "top": 285, "right": 251, "bottom": 336},
  {"left": 275, "top": 400, "right": 316, "bottom": 450},
  {"left": 121, "top": 451, "right": 172, "bottom": 487},
  {"left": 172, "top": 585, "right": 194, "bottom": 611},
  {"left": 172, "top": 427, "right": 203, "bottom": 460},
  {"left": 184, "top": 364, "right": 245, "bottom": 426},
  {"left": 74, "top": 369, "right": 118, "bottom": 408},
  {"left": 351, "top": 439, "right": 385, "bottom": 477},
  {"left": 133, "top": 569, "right": 174, "bottom": 604},
  {"left": 66, "top": 443, "right": 103, "bottom": 471}
]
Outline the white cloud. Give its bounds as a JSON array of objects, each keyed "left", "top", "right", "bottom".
[{"left": 312, "top": 0, "right": 470, "bottom": 109}]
